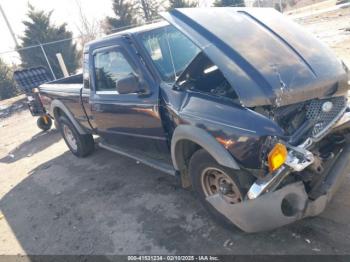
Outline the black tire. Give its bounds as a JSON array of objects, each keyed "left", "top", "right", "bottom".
[
  {"left": 189, "top": 149, "right": 245, "bottom": 230},
  {"left": 58, "top": 115, "right": 94, "bottom": 157},
  {"left": 37, "top": 116, "right": 52, "bottom": 131}
]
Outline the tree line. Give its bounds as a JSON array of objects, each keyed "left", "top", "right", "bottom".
[{"left": 0, "top": 0, "right": 244, "bottom": 100}]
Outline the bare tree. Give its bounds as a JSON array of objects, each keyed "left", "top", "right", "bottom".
[
  {"left": 75, "top": 0, "right": 102, "bottom": 46},
  {"left": 168, "top": 0, "right": 198, "bottom": 9},
  {"left": 139, "top": 0, "right": 166, "bottom": 22},
  {"left": 213, "top": 0, "right": 245, "bottom": 7}
]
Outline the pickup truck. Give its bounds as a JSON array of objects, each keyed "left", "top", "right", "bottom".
[{"left": 32, "top": 8, "right": 350, "bottom": 232}]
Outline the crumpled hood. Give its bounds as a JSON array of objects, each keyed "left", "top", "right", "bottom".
[{"left": 161, "top": 8, "right": 349, "bottom": 107}]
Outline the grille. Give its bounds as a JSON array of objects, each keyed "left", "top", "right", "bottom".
[{"left": 306, "top": 96, "right": 347, "bottom": 140}]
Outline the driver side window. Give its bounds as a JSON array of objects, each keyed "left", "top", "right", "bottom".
[{"left": 94, "top": 49, "right": 135, "bottom": 93}]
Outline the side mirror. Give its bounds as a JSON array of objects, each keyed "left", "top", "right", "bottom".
[{"left": 116, "top": 73, "right": 141, "bottom": 94}]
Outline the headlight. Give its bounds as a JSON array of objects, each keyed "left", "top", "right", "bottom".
[{"left": 268, "top": 143, "right": 287, "bottom": 172}]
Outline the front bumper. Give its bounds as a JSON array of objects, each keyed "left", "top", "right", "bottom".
[{"left": 206, "top": 142, "right": 350, "bottom": 232}]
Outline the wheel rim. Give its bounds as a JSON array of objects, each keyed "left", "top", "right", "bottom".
[
  {"left": 62, "top": 124, "right": 78, "bottom": 151},
  {"left": 201, "top": 167, "right": 242, "bottom": 204}
]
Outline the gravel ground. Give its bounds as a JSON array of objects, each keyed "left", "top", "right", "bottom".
[{"left": 0, "top": 6, "right": 350, "bottom": 255}]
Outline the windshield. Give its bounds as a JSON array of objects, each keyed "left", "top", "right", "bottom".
[{"left": 139, "top": 25, "right": 201, "bottom": 83}]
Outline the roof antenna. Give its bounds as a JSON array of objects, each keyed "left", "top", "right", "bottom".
[{"left": 164, "top": 27, "right": 178, "bottom": 82}]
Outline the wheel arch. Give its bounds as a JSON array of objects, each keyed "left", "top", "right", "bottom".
[
  {"left": 171, "top": 125, "right": 240, "bottom": 186},
  {"left": 51, "top": 100, "right": 87, "bottom": 135}
]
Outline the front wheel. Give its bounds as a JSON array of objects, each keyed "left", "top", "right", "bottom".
[
  {"left": 189, "top": 149, "right": 245, "bottom": 229},
  {"left": 58, "top": 116, "right": 94, "bottom": 157}
]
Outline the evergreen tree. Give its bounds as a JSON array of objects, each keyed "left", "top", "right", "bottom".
[
  {"left": 103, "top": 0, "right": 138, "bottom": 34},
  {"left": 18, "top": 5, "right": 79, "bottom": 79},
  {"left": 213, "top": 0, "right": 245, "bottom": 7},
  {"left": 0, "top": 59, "right": 17, "bottom": 100},
  {"left": 168, "top": 0, "right": 198, "bottom": 9}
]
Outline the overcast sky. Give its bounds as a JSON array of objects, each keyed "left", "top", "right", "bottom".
[{"left": 0, "top": 0, "right": 213, "bottom": 63}]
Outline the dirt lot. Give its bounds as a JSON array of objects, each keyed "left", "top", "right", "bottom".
[
  {"left": 293, "top": 3, "right": 350, "bottom": 67},
  {"left": 1, "top": 6, "right": 350, "bottom": 255}
]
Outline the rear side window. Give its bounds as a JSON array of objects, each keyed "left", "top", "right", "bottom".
[{"left": 94, "top": 49, "right": 135, "bottom": 92}]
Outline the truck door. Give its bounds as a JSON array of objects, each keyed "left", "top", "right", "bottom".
[{"left": 89, "top": 39, "right": 169, "bottom": 158}]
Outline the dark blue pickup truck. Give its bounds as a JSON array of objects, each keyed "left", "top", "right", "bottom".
[{"left": 23, "top": 8, "right": 350, "bottom": 232}]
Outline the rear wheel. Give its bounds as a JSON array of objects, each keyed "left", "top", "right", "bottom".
[
  {"left": 189, "top": 149, "right": 244, "bottom": 229},
  {"left": 37, "top": 115, "right": 52, "bottom": 131},
  {"left": 58, "top": 116, "right": 94, "bottom": 157}
]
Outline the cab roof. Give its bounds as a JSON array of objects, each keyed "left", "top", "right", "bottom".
[{"left": 84, "top": 21, "right": 168, "bottom": 52}]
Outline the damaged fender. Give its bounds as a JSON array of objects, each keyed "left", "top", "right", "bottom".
[{"left": 171, "top": 125, "right": 240, "bottom": 171}]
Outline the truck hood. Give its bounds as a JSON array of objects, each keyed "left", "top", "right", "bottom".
[{"left": 161, "top": 8, "right": 349, "bottom": 107}]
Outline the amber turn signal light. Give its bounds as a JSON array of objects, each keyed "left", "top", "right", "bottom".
[{"left": 268, "top": 143, "right": 287, "bottom": 172}]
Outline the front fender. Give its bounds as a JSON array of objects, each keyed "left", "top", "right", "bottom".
[{"left": 171, "top": 125, "right": 240, "bottom": 171}]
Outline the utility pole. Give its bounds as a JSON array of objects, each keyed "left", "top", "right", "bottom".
[{"left": 0, "top": 4, "right": 19, "bottom": 47}]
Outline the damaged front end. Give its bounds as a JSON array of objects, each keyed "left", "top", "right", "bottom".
[
  {"left": 159, "top": 7, "right": 350, "bottom": 232},
  {"left": 208, "top": 95, "right": 350, "bottom": 232},
  {"left": 207, "top": 142, "right": 350, "bottom": 232}
]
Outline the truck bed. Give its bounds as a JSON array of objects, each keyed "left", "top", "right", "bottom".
[
  {"left": 40, "top": 74, "right": 83, "bottom": 92},
  {"left": 43, "top": 73, "right": 83, "bottom": 85},
  {"left": 38, "top": 73, "right": 90, "bottom": 131}
]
